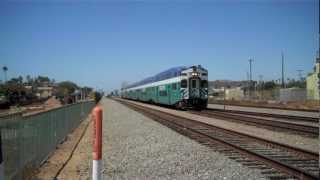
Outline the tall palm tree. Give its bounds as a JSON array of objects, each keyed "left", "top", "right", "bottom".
[{"left": 2, "top": 66, "right": 8, "bottom": 83}]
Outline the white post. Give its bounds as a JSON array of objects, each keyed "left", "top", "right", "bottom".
[{"left": 92, "top": 160, "right": 102, "bottom": 180}]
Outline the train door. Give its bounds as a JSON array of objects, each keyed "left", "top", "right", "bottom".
[
  {"left": 168, "top": 84, "right": 171, "bottom": 105},
  {"left": 170, "top": 83, "right": 179, "bottom": 105},
  {"left": 155, "top": 86, "right": 159, "bottom": 103},
  {"left": 189, "top": 78, "right": 200, "bottom": 98}
]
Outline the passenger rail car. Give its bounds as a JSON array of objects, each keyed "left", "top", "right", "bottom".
[{"left": 121, "top": 65, "right": 208, "bottom": 109}]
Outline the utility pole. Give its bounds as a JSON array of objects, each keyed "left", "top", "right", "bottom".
[
  {"left": 248, "top": 59, "right": 253, "bottom": 99},
  {"left": 281, "top": 52, "right": 285, "bottom": 88},
  {"left": 258, "top": 75, "right": 263, "bottom": 100},
  {"left": 249, "top": 59, "right": 253, "bottom": 82}
]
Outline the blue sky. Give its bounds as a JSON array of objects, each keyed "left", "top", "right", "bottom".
[{"left": 0, "top": 0, "right": 318, "bottom": 91}]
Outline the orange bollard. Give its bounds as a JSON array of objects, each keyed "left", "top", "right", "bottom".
[{"left": 92, "top": 106, "right": 103, "bottom": 180}]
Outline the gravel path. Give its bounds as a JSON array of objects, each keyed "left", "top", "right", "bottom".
[{"left": 102, "top": 98, "right": 267, "bottom": 179}]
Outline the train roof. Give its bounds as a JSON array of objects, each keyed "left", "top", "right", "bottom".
[{"left": 125, "top": 66, "right": 188, "bottom": 89}]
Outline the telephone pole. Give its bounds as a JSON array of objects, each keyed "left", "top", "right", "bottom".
[
  {"left": 249, "top": 59, "right": 253, "bottom": 82},
  {"left": 248, "top": 59, "right": 253, "bottom": 98},
  {"left": 281, "top": 52, "right": 285, "bottom": 88}
]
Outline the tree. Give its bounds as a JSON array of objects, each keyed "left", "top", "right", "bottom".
[
  {"left": 263, "top": 81, "right": 277, "bottom": 90},
  {"left": 18, "top": 76, "right": 23, "bottom": 84},
  {"left": 57, "top": 81, "right": 79, "bottom": 98},
  {"left": 26, "top": 75, "right": 32, "bottom": 85},
  {"left": 287, "top": 79, "right": 306, "bottom": 89},
  {"left": 2, "top": 66, "right": 8, "bottom": 82},
  {"left": 81, "top": 86, "right": 93, "bottom": 97},
  {"left": 34, "top": 76, "right": 50, "bottom": 86},
  {"left": 93, "top": 91, "right": 102, "bottom": 104},
  {"left": 3, "top": 83, "right": 27, "bottom": 105}
]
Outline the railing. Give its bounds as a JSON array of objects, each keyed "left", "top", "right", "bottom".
[{"left": 0, "top": 100, "right": 95, "bottom": 180}]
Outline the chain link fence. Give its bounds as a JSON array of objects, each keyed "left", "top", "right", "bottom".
[{"left": 0, "top": 100, "right": 95, "bottom": 180}]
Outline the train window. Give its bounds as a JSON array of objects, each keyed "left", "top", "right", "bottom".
[
  {"left": 172, "top": 83, "right": 177, "bottom": 90},
  {"left": 181, "top": 79, "right": 187, "bottom": 88},
  {"left": 159, "top": 90, "right": 167, "bottom": 96},
  {"left": 201, "top": 80, "right": 208, "bottom": 88},
  {"left": 202, "top": 73, "right": 207, "bottom": 76},
  {"left": 192, "top": 79, "right": 197, "bottom": 88},
  {"left": 181, "top": 73, "right": 187, "bottom": 76}
]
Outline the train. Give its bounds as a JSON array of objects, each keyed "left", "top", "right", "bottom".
[{"left": 121, "top": 65, "right": 208, "bottom": 109}]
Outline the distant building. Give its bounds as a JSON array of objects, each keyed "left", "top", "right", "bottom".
[
  {"left": 306, "top": 57, "right": 320, "bottom": 100},
  {"left": 36, "top": 87, "right": 53, "bottom": 99},
  {"left": 225, "top": 87, "right": 244, "bottom": 100}
]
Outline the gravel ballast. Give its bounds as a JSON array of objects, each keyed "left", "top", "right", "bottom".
[
  {"left": 120, "top": 99, "right": 318, "bottom": 152},
  {"left": 208, "top": 104, "right": 319, "bottom": 118},
  {"left": 102, "top": 98, "right": 267, "bottom": 179}
]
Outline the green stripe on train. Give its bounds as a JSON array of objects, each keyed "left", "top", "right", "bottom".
[{"left": 124, "top": 82, "right": 182, "bottom": 105}]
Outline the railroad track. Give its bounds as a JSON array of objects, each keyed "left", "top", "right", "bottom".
[
  {"left": 209, "top": 108, "right": 319, "bottom": 123},
  {"left": 190, "top": 110, "right": 319, "bottom": 137},
  {"left": 117, "top": 99, "right": 319, "bottom": 180}
]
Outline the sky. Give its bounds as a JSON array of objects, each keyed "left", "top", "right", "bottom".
[{"left": 0, "top": 0, "right": 319, "bottom": 92}]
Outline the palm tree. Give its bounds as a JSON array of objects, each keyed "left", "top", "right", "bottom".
[{"left": 2, "top": 66, "right": 8, "bottom": 83}]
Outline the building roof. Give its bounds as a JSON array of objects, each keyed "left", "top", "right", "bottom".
[{"left": 125, "top": 66, "right": 188, "bottom": 89}]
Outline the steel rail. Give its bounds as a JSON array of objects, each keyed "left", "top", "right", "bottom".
[
  {"left": 191, "top": 110, "right": 318, "bottom": 136},
  {"left": 208, "top": 108, "right": 319, "bottom": 123}
]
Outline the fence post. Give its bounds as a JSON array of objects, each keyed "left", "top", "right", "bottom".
[
  {"left": 92, "top": 106, "right": 103, "bottom": 180},
  {"left": 0, "top": 130, "right": 4, "bottom": 179}
]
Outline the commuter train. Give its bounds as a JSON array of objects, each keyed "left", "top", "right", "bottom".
[{"left": 121, "top": 65, "right": 208, "bottom": 109}]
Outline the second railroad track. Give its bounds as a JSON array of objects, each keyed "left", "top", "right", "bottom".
[{"left": 189, "top": 109, "right": 319, "bottom": 137}]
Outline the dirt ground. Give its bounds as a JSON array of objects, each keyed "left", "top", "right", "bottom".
[
  {"left": 33, "top": 115, "right": 92, "bottom": 180},
  {"left": 23, "top": 97, "right": 62, "bottom": 116},
  {"left": 56, "top": 118, "right": 93, "bottom": 180}
]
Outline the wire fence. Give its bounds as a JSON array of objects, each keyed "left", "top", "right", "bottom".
[{"left": 0, "top": 100, "right": 95, "bottom": 180}]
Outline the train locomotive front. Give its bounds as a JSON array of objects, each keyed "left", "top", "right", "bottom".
[{"left": 178, "top": 65, "right": 208, "bottom": 109}]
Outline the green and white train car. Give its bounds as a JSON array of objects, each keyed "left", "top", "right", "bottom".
[{"left": 121, "top": 65, "right": 208, "bottom": 109}]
